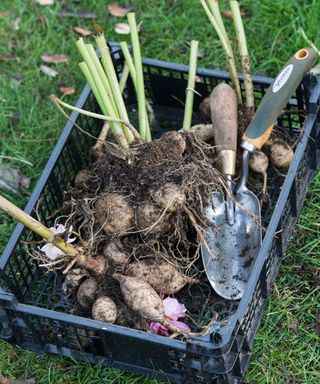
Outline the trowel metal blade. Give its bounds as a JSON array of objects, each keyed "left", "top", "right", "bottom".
[{"left": 202, "top": 190, "right": 262, "bottom": 300}]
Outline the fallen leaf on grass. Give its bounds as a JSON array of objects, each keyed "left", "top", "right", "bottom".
[
  {"left": 59, "top": 85, "right": 75, "bottom": 95},
  {"left": 0, "top": 54, "right": 16, "bottom": 62},
  {"left": 74, "top": 26, "right": 92, "bottom": 36},
  {"left": 10, "top": 111, "right": 20, "bottom": 128},
  {"left": 114, "top": 22, "right": 131, "bottom": 34},
  {"left": 0, "top": 375, "right": 10, "bottom": 384},
  {"left": 11, "top": 17, "right": 21, "bottom": 30},
  {"left": 40, "top": 65, "right": 58, "bottom": 77},
  {"left": 0, "top": 165, "right": 31, "bottom": 195},
  {"left": 10, "top": 74, "right": 24, "bottom": 87},
  {"left": 197, "top": 48, "right": 205, "bottom": 59},
  {"left": 35, "top": 0, "right": 54, "bottom": 4},
  {"left": 108, "top": 3, "right": 132, "bottom": 17},
  {"left": 34, "top": 7, "right": 46, "bottom": 27},
  {"left": 222, "top": 10, "right": 249, "bottom": 18},
  {"left": 41, "top": 53, "right": 68, "bottom": 64},
  {"left": 0, "top": 11, "right": 10, "bottom": 17},
  {"left": 93, "top": 21, "right": 105, "bottom": 33},
  {"left": 59, "top": 8, "right": 97, "bottom": 19}
]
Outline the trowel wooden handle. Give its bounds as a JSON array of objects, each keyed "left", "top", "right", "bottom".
[
  {"left": 242, "top": 48, "right": 317, "bottom": 151},
  {"left": 210, "top": 83, "right": 238, "bottom": 175}
]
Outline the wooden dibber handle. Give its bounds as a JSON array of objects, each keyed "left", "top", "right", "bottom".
[
  {"left": 242, "top": 47, "right": 317, "bottom": 151},
  {"left": 210, "top": 83, "right": 238, "bottom": 176}
]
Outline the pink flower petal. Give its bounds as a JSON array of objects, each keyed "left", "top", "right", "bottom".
[
  {"left": 149, "top": 322, "right": 169, "bottom": 336},
  {"left": 169, "top": 320, "right": 191, "bottom": 333},
  {"left": 40, "top": 244, "right": 65, "bottom": 260},
  {"left": 163, "top": 297, "right": 186, "bottom": 321},
  {"left": 50, "top": 224, "right": 66, "bottom": 235}
]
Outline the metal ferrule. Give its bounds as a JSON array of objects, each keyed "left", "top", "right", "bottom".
[
  {"left": 240, "top": 140, "right": 257, "bottom": 154},
  {"left": 219, "top": 150, "right": 236, "bottom": 176}
]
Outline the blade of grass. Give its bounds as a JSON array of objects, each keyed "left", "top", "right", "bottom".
[{"left": 182, "top": 40, "right": 199, "bottom": 131}]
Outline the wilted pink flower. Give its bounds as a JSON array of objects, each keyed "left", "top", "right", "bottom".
[
  {"left": 150, "top": 297, "right": 190, "bottom": 336},
  {"left": 40, "top": 224, "right": 76, "bottom": 260}
]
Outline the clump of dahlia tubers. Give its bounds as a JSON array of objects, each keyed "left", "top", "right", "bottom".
[
  {"left": 77, "top": 278, "right": 98, "bottom": 308},
  {"left": 269, "top": 139, "right": 294, "bottom": 168},
  {"left": 127, "top": 259, "right": 195, "bottom": 294},
  {"left": 92, "top": 296, "right": 118, "bottom": 323},
  {"left": 249, "top": 151, "right": 269, "bottom": 194},
  {"left": 95, "top": 193, "right": 134, "bottom": 235},
  {"left": 151, "top": 183, "right": 186, "bottom": 213}
]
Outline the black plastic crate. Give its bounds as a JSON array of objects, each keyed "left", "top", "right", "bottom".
[{"left": 0, "top": 44, "right": 319, "bottom": 384}]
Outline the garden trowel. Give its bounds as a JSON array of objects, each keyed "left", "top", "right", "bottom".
[{"left": 202, "top": 48, "right": 317, "bottom": 300}]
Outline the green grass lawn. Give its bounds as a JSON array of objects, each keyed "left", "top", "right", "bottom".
[{"left": 0, "top": 0, "right": 319, "bottom": 383}]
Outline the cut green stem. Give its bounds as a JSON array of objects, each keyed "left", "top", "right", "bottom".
[
  {"left": 200, "top": 0, "right": 242, "bottom": 104},
  {"left": 85, "top": 43, "right": 118, "bottom": 115},
  {"left": 119, "top": 63, "right": 130, "bottom": 93},
  {"left": 78, "top": 61, "right": 129, "bottom": 149},
  {"left": 127, "top": 12, "right": 151, "bottom": 141},
  {"left": 95, "top": 34, "right": 134, "bottom": 143},
  {"left": 76, "top": 38, "right": 129, "bottom": 148},
  {"left": 183, "top": 40, "right": 199, "bottom": 131},
  {"left": 230, "top": 0, "right": 254, "bottom": 114},
  {"left": 50, "top": 95, "right": 141, "bottom": 144},
  {"left": 120, "top": 42, "right": 137, "bottom": 87}
]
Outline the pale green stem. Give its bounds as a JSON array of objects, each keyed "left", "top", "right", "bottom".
[
  {"left": 120, "top": 41, "right": 137, "bottom": 88},
  {"left": 50, "top": 95, "right": 141, "bottom": 145},
  {"left": 200, "top": 0, "right": 242, "bottom": 104},
  {"left": 79, "top": 62, "right": 106, "bottom": 114},
  {"left": 120, "top": 41, "right": 151, "bottom": 139},
  {"left": 183, "top": 40, "right": 199, "bottom": 131},
  {"left": 95, "top": 34, "right": 134, "bottom": 143},
  {"left": 230, "top": 0, "right": 254, "bottom": 111},
  {"left": 78, "top": 62, "right": 129, "bottom": 149},
  {"left": 127, "top": 12, "right": 151, "bottom": 141},
  {"left": 119, "top": 63, "right": 130, "bottom": 93},
  {"left": 85, "top": 43, "right": 118, "bottom": 115},
  {"left": 76, "top": 39, "right": 129, "bottom": 148},
  {"left": 0, "top": 195, "right": 79, "bottom": 256},
  {"left": 208, "top": 0, "right": 229, "bottom": 43},
  {"left": 298, "top": 27, "right": 320, "bottom": 56}
]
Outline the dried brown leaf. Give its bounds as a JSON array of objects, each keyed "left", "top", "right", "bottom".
[
  {"left": 93, "top": 21, "right": 105, "bottom": 33},
  {"left": 114, "top": 22, "right": 130, "bottom": 34},
  {"left": 10, "top": 112, "right": 20, "bottom": 128},
  {"left": 197, "top": 48, "right": 205, "bottom": 59},
  {"left": 59, "top": 86, "right": 75, "bottom": 96},
  {"left": 74, "top": 26, "right": 92, "bottom": 36},
  {"left": 222, "top": 10, "right": 249, "bottom": 18},
  {"left": 41, "top": 53, "right": 68, "bottom": 64},
  {"left": 35, "top": 0, "right": 54, "bottom": 5},
  {"left": 108, "top": 3, "right": 132, "bottom": 17},
  {"left": 0, "top": 11, "right": 10, "bottom": 17},
  {"left": 11, "top": 17, "right": 20, "bottom": 30},
  {"left": 0, "top": 376, "right": 10, "bottom": 384},
  {"left": 0, "top": 54, "right": 16, "bottom": 62},
  {"left": 40, "top": 65, "right": 58, "bottom": 77},
  {"left": 59, "top": 9, "right": 97, "bottom": 19}
]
